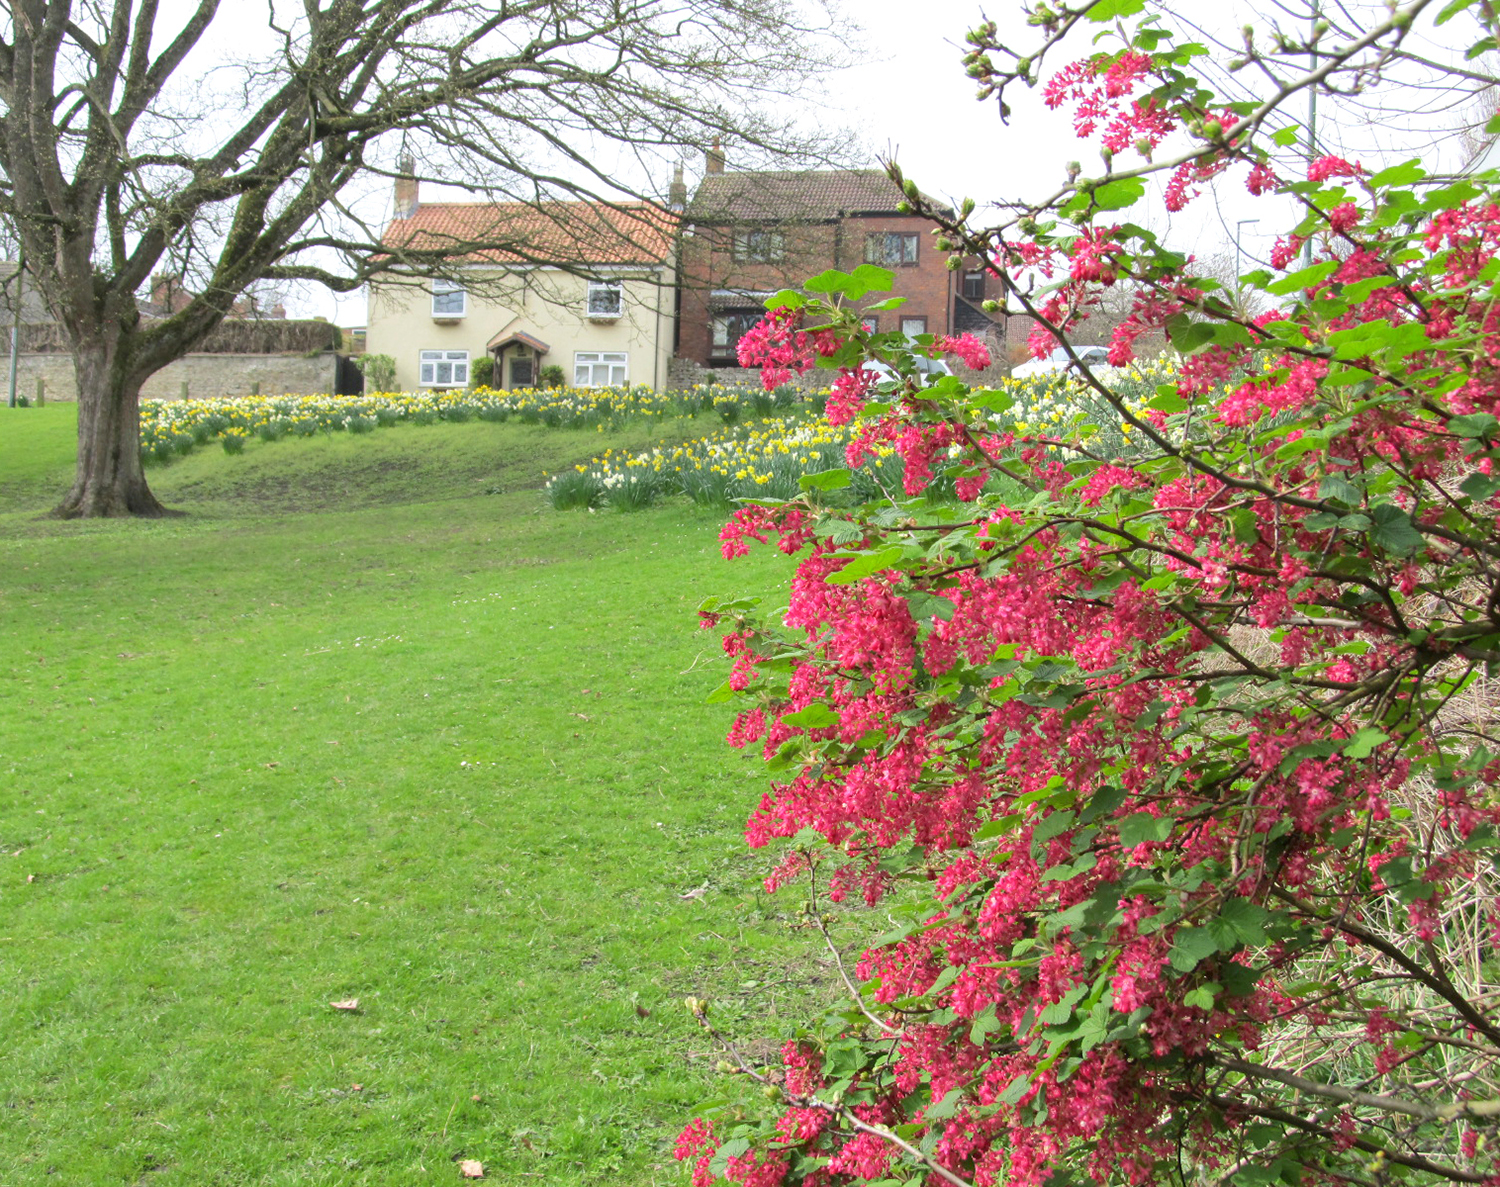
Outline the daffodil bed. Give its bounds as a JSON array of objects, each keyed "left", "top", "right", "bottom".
[
  {"left": 136, "top": 381, "right": 805, "bottom": 463},
  {"left": 136, "top": 359, "right": 1193, "bottom": 514},
  {"left": 545, "top": 359, "right": 1182, "bottom": 511}
]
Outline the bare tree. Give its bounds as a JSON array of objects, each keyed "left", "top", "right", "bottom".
[{"left": 0, "top": 0, "right": 842, "bottom": 516}]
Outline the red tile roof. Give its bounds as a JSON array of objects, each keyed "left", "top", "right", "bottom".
[
  {"left": 686, "top": 169, "right": 946, "bottom": 222},
  {"left": 381, "top": 200, "right": 677, "bottom": 266}
]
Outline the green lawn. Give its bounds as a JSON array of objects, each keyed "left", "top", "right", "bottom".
[{"left": 0, "top": 406, "right": 811, "bottom": 1186}]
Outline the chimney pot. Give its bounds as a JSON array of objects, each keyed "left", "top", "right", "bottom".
[
  {"left": 705, "top": 141, "right": 725, "bottom": 175},
  {"left": 394, "top": 153, "right": 419, "bottom": 219}
]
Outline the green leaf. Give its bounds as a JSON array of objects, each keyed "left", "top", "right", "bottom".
[
  {"left": 782, "top": 702, "right": 839, "bottom": 729},
  {"left": 1169, "top": 927, "right": 1219, "bottom": 972},
  {"left": 924, "top": 1088, "right": 966, "bottom": 1121},
  {"left": 1219, "top": 898, "right": 1271, "bottom": 945},
  {"left": 1183, "top": 985, "right": 1217, "bottom": 1010},
  {"left": 799, "top": 469, "right": 851, "bottom": 491},
  {"left": 825, "top": 545, "right": 906, "bottom": 585},
  {"left": 1148, "top": 385, "right": 1187, "bottom": 413},
  {"left": 849, "top": 264, "right": 896, "bottom": 294},
  {"left": 1368, "top": 503, "right": 1425, "bottom": 557},
  {"left": 1318, "top": 474, "right": 1362, "bottom": 505},
  {"left": 1227, "top": 507, "right": 1259, "bottom": 546},
  {"left": 1448, "top": 413, "right": 1499, "bottom": 439},
  {"left": 1342, "top": 727, "right": 1388, "bottom": 759},
  {"left": 1118, "top": 812, "right": 1172, "bottom": 848},
  {"left": 1370, "top": 160, "right": 1427, "bottom": 188},
  {"left": 1085, "top": 0, "right": 1145, "bottom": 19},
  {"left": 1092, "top": 177, "right": 1146, "bottom": 211},
  {"left": 709, "top": 1138, "right": 752, "bottom": 1177},
  {"left": 705, "top": 679, "right": 735, "bottom": 704},
  {"left": 764, "top": 288, "right": 804, "bottom": 310},
  {"left": 1271, "top": 127, "right": 1300, "bottom": 148},
  {"left": 1461, "top": 471, "right": 1500, "bottom": 501},
  {"left": 1437, "top": 0, "right": 1481, "bottom": 26},
  {"left": 1266, "top": 261, "right": 1339, "bottom": 296},
  {"left": 861, "top": 296, "right": 907, "bottom": 312}
]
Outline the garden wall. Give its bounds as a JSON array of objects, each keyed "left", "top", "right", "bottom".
[
  {"left": 668, "top": 355, "right": 1012, "bottom": 391},
  {"left": 11, "top": 352, "right": 341, "bottom": 403}
]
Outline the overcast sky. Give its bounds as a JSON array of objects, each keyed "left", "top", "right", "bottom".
[{"left": 185, "top": 0, "right": 1477, "bottom": 325}]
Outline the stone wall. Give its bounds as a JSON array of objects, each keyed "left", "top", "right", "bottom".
[
  {"left": 11, "top": 352, "right": 341, "bottom": 403},
  {"left": 668, "top": 354, "right": 1012, "bottom": 391}
]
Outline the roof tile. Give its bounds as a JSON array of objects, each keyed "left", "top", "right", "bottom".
[
  {"left": 686, "top": 169, "right": 942, "bottom": 222},
  {"left": 380, "top": 200, "right": 676, "bottom": 265}
]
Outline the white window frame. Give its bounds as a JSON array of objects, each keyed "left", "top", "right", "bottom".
[
  {"left": 574, "top": 351, "right": 628, "bottom": 387},
  {"left": 431, "top": 278, "right": 466, "bottom": 317},
  {"left": 732, "top": 229, "right": 786, "bottom": 263},
  {"left": 586, "top": 279, "right": 623, "bottom": 319},
  {"left": 866, "top": 232, "right": 919, "bottom": 267},
  {"left": 419, "top": 349, "right": 470, "bottom": 387}
]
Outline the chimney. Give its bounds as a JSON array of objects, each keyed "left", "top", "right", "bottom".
[
  {"left": 394, "top": 153, "right": 419, "bottom": 219},
  {"left": 705, "top": 141, "right": 725, "bottom": 175},
  {"left": 669, "top": 164, "right": 687, "bottom": 210}
]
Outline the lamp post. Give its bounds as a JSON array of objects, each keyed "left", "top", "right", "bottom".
[{"left": 1235, "top": 219, "right": 1260, "bottom": 315}]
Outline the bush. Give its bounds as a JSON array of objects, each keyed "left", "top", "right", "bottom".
[
  {"left": 469, "top": 356, "right": 495, "bottom": 389},
  {"left": 354, "top": 353, "right": 396, "bottom": 393},
  {"left": 539, "top": 364, "right": 565, "bottom": 388},
  {"left": 683, "top": 9, "right": 1500, "bottom": 1187}
]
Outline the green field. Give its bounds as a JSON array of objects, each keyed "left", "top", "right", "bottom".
[{"left": 0, "top": 406, "right": 814, "bottom": 1186}]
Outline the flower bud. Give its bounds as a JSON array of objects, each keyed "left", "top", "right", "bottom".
[
  {"left": 981, "top": 300, "right": 1000, "bottom": 313},
  {"left": 896, "top": 200, "right": 912, "bottom": 214}
]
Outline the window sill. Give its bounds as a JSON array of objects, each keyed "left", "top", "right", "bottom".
[
  {"left": 432, "top": 316, "right": 464, "bottom": 325},
  {"left": 587, "top": 312, "right": 622, "bottom": 322}
]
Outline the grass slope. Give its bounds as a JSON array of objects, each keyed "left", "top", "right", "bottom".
[{"left": 0, "top": 407, "right": 809, "bottom": 1186}]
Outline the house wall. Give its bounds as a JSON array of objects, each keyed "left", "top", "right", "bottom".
[
  {"left": 367, "top": 267, "right": 675, "bottom": 391},
  {"left": 676, "top": 213, "right": 958, "bottom": 368},
  {"left": 11, "top": 352, "right": 340, "bottom": 402}
]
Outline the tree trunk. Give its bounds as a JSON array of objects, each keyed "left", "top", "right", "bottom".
[{"left": 53, "top": 343, "right": 171, "bottom": 518}]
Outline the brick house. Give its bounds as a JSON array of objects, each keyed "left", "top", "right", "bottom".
[{"left": 676, "top": 152, "right": 1001, "bottom": 370}]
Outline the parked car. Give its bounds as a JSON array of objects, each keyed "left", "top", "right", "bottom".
[
  {"left": 864, "top": 356, "right": 952, "bottom": 386},
  {"left": 1011, "top": 344, "right": 1110, "bottom": 379}
]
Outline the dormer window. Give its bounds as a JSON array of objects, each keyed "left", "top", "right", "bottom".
[
  {"left": 431, "top": 278, "right": 466, "bottom": 318},
  {"left": 587, "top": 279, "right": 623, "bottom": 319}
]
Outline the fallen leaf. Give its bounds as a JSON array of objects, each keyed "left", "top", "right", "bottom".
[
  {"left": 678, "top": 884, "right": 709, "bottom": 900},
  {"left": 635, "top": 1004, "right": 651, "bottom": 1018},
  {"left": 329, "top": 998, "right": 360, "bottom": 1011},
  {"left": 471, "top": 1094, "right": 482, "bottom": 1102},
  {"left": 459, "top": 1160, "right": 484, "bottom": 1178},
  {"left": 351, "top": 1083, "right": 363, "bottom": 1092}
]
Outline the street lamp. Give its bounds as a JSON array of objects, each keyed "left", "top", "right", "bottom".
[{"left": 1235, "top": 219, "right": 1260, "bottom": 314}]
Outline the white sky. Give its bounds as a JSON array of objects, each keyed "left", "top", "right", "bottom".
[{"left": 168, "top": 0, "right": 1483, "bottom": 325}]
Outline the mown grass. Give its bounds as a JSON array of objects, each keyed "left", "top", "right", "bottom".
[{"left": 0, "top": 405, "right": 817, "bottom": 1186}]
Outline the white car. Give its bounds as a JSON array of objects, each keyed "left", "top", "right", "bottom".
[
  {"left": 863, "top": 356, "right": 952, "bottom": 386},
  {"left": 1011, "top": 345, "right": 1110, "bottom": 380}
]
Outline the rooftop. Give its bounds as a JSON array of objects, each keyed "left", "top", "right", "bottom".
[
  {"left": 686, "top": 169, "right": 944, "bottom": 222},
  {"left": 380, "top": 200, "right": 677, "bottom": 266}
]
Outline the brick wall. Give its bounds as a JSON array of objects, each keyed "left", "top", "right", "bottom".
[
  {"left": 10, "top": 352, "right": 341, "bottom": 403},
  {"left": 677, "top": 212, "right": 975, "bottom": 368}
]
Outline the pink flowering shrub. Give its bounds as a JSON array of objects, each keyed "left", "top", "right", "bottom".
[{"left": 681, "top": 6, "right": 1500, "bottom": 1187}]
